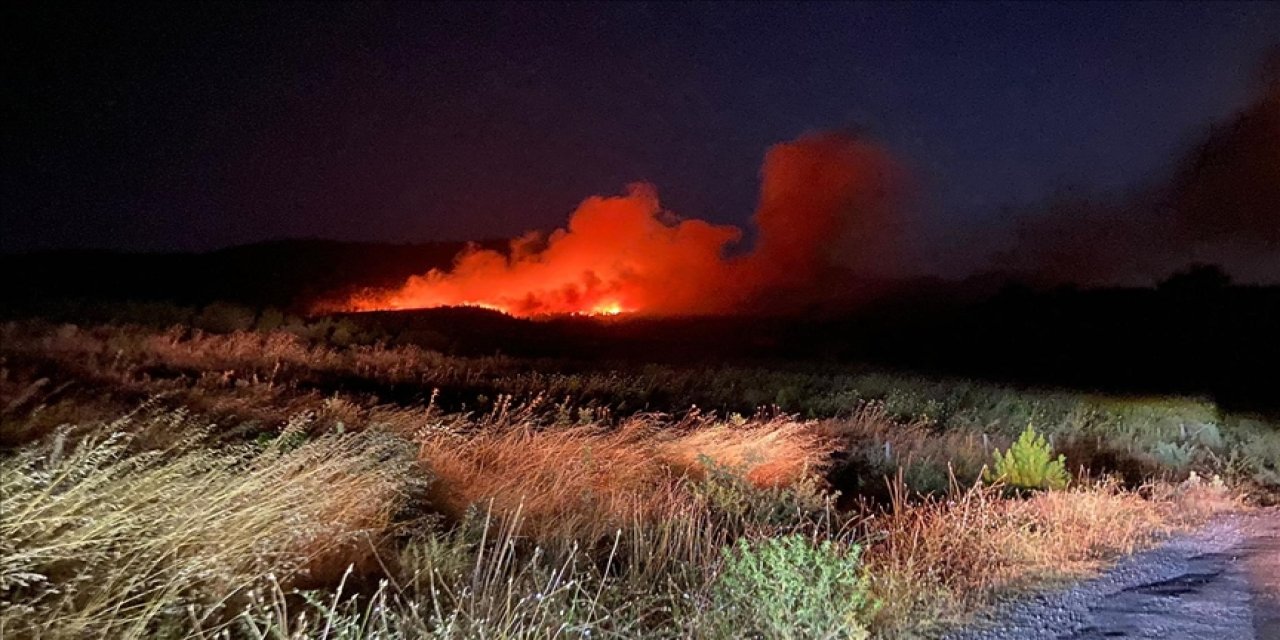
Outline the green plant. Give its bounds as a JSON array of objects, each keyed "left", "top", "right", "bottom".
[
  {"left": 702, "top": 534, "right": 873, "bottom": 639},
  {"left": 1152, "top": 440, "right": 1195, "bottom": 470},
  {"left": 691, "top": 455, "right": 829, "bottom": 532},
  {"left": 900, "top": 458, "right": 952, "bottom": 495},
  {"left": 985, "top": 424, "right": 1069, "bottom": 491}
]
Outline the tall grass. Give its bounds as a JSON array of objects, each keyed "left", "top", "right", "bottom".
[
  {"left": 0, "top": 419, "right": 419, "bottom": 638},
  {"left": 5, "top": 321, "right": 1273, "bottom": 497},
  {"left": 414, "top": 416, "right": 831, "bottom": 541},
  {"left": 0, "top": 321, "right": 1262, "bottom": 638}
]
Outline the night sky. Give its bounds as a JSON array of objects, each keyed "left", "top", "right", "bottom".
[{"left": 6, "top": 2, "right": 1278, "bottom": 267}]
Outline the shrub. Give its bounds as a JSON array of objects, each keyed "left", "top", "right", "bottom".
[
  {"left": 691, "top": 456, "right": 830, "bottom": 533},
  {"left": 254, "top": 307, "right": 287, "bottom": 332},
  {"left": 1152, "top": 440, "right": 1195, "bottom": 470},
  {"left": 702, "top": 534, "right": 873, "bottom": 639},
  {"left": 193, "top": 302, "right": 256, "bottom": 333},
  {"left": 985, "top": 424, "right": 1069, "bottom": 491}
]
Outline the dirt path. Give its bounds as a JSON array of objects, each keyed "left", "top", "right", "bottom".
[{"left": 945, "top": 510, "right": 1280, "bottom": 640}]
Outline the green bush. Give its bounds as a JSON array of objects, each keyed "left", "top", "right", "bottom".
[
  {"left": 692, "top": 456, "right": 829, "bottom": 532},
  {"left": 900, "top": 458, "right": 953, "bottom": 495},
  {"left": 254, "top": 307, "right": 287, "bottom": 332},
  {"left": 985, "top": 424, "right": 1069, "bottom": 491},
  {"left": 1151, "top": 440, "right": 1195, "bottom": 470},
  {"left": 703, "top": 535, "right": 873, "bottom": 639}
]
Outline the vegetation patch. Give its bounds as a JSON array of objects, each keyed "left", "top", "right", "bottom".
[{"left": 0, "top": 321, "right": 1265, "bottom": 638}]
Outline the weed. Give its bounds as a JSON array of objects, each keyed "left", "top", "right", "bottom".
[{"left": 702, "top": 535, "right": 873, "bottom": 640}]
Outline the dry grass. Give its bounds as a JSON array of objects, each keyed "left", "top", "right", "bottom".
[
  {"left": 861, "top": 473, "right": 1239, "bottom": 635},
  {"left": 0, "top": 321, "right": 1262, "bottom": 638},
  {"left": 660, "top": 418, "right": 832, "bottom": 486},
  {"left": 822, "top": 401, "right": 1000, "bottom": 494},
  {"left": 0, "top": 400, "right": 1241, "bottom": 638},
  {"left": 414, "top": 415, "right": 834, "bottom": 541},
  {"left": 0, "top": 419, "right": 419, "bottom": 639},
  {"left": 0, "top": 323, "right": 479, "bottom": 391}
]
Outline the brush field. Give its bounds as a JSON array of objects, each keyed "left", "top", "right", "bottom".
[{"left": 1, "top": 319, "right": 1276, "bottom": 639}]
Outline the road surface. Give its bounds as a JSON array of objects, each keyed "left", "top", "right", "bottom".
[{"left": 946, "top": 510, "right": 1280, "bottom": 640}]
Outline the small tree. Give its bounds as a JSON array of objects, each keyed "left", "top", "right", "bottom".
[{"left": 985, "top": 424, "right": 1069, "bottom": 491}]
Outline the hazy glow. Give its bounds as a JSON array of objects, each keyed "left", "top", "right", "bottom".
[{"left": 348, "top": 133, "right": 904, "bottom": 318}]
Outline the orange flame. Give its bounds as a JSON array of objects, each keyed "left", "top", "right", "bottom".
[{"left": 348, "top": 132, "right": 904, "bottom": 318}]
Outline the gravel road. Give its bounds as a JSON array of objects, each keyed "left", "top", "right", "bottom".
[{"left": 944, "top": 510, "right": 1280, "bottom": 640}]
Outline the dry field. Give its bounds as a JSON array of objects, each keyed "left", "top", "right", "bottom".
[{"left": 2, "top": 321, "right": 1270, "bottom": 638}]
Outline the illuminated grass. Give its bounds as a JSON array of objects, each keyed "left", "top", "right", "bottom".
[{"left": 0, "top": 321, "right": 1267, "bottom": 638}]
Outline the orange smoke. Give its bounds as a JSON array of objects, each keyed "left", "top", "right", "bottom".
[{"left": 349, "top": 132, "right": 904, "bottom": 317}]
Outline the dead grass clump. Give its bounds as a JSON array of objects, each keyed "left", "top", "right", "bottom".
[
  {"left": 0, "top": 423, "right": 419, "bottom": 638},
  {"left": 861, "top": 474, "right": 1240, "bottom": 634},
  {"left": 658, "top": 418, "right": 833, "bottom": 487},
  {"left": 415, "top": 416, "right": 834, "bottom": 541},
  {"left": 821, "top": 402, "right": 999, "bottom": 498},
  {"left": 417, "top": 422, "right": 666, "bottom": 540},
  {"left": 143, "top": 328, "right": 324, "bottom": 372},
  {"left": 1149, "top": 470, "right": 1242, "bottom": 523}
]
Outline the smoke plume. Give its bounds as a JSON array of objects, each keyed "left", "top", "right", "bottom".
[
  {"left": 996, "top": 57, "right": 1280, "bottom": 285},
  {"left": 352, "top": 51, "right": 1280, "bottom": 315},
  {"left": 349, "top": 132, "right": 905, "bottom": 316}
]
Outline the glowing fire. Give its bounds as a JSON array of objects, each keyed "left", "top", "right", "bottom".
[
  {"left": 347, "top": 132, "right": 904, "bottom": 318},
  {"left": 354, "top": 298, "right": 629, "bottom": 318},
  {"left": 588, "top": 301, "right": 625, "bottom": 316}
]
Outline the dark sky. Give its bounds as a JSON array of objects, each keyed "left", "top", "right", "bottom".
[{"left": 6, "top": 1, "right": 1278, "bottom": 258}]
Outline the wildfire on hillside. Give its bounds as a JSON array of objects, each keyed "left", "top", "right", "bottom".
[{"left": 347, "top": 132, "right": 906, "bottom": 318}]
